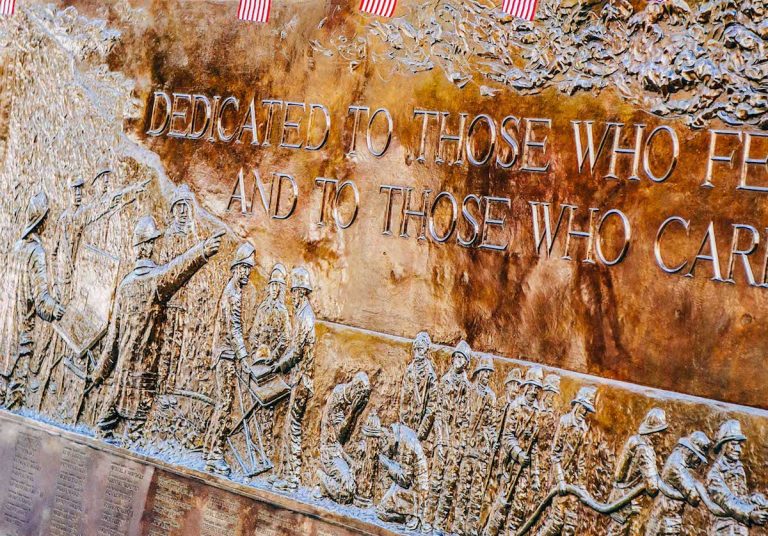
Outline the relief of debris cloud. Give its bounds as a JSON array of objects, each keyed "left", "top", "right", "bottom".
[{"left": 314, "top": 0, "right": 768, "bottom": 129}]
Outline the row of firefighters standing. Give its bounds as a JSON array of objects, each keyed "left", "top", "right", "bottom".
[
  {"left": 393, "top": 333, "right": 768, "bottom": 535},
  {"left": 81, "top": 210, "right": 315, "bottom": 491},
  {"left": 8, "top": 186, "right": 315, "bottom": 490}
]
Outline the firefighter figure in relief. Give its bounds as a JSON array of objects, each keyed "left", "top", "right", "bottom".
[
  {"left": 607, "top": 408, "right": 668, "bottom": 536},
  {"left": 484, "top": 366, "right": 544, "bottom": 536},
  {"left": 535, "top": 386, "right": 597, "bottom": 536},
  {"left": 315, "top": 372, "right": 371, "bottom": 503},
  {"left": 453, "top": 355, "right": 497, "bottom": 535},
  {"left": 426, "top": 340, "right": 471, "bottom": 533},
  {"left": 2, "top": 192, "right": 65, "bottom": 409},
  {"left": 706, "top": 419, "right": 768, "bottom": 535},
  {"left": 270, "top": 267, "right": 316, "bottom": 492},
  {"left": 398, "top": 331, "right": 437, "bottom": 443},
  {"left": 91, "top": 215, "right": 222, "bottom": 444},
  {"left": 377, "top": 422, "right": 430, "bottom": 531},
  {"left": 645, "top": 431, "right": 712, "bottom": 536},
  {"left": 248, "top": 263, "right": 291, "bottom": 458},
  {"left": 202, "top": 242, "right": 255, "bottom": 476}
]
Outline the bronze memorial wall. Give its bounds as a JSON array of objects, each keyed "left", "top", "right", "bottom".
[{"left": 0, "top": 0, "right": 768, "bottom": 534}]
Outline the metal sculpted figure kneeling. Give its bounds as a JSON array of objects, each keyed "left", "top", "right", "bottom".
[
  {"left": 377, "top": 423, "right": 430, "bottom": 531},
  {"left": 315, "top": 371, "right": 371, "bottom": 503}
]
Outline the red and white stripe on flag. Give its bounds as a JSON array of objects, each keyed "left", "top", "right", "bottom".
[
  {"left": 238, "top": 0, "right": 270, "bottom": 22},
  {"left": 502, "top": 0, "right": 538, "bottom": 21},
  {"left": 359, "top": 0, "right": 397, "bottom": 18},
  {"left": 1, "top": 0, "right": 16, "bottom": 16}
]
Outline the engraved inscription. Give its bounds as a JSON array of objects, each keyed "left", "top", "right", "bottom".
[
  {"left": 146, "top": 475, "right": 194, "bottom": 535},
  {"left": 98, "top": 462, "right": 145, "bottom": 536},
  {"left": 200, "top": 494, "right": 238, "bottom": 535},
  {"left": 49, "top": 445, "right": 89, "bottom": 535},
  {"left": 1, "top": 432, "right": 42, "bottom": 532}
]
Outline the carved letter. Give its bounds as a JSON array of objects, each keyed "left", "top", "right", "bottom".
[
  {"left": 217, "top": 96, "right": 239, "bottom": 142},
  {"left": 168, "top": 93, "right": 193, "bottom": 138},
  {"left": 480, "top": 196, "right": 511, "bottom": 251},
  {"left": 726, "top": 224, "right": 759, "bottom": 285},
  {"left": 235, "top": 98, "right": 261, "bottom": 145},
  {"left": 702, "top": 129, "right": 742, "bottom": 189},
  {"left": 252, "top": 168, "right": 272, "bottom": 216},
  {"left": 333, "top": 180, "right": 360, "bottom": 229},
  {"left": 379, "top": 185, "right": 405, "bottom": 236},
  {"left": 458, "top": 194, "right": 482, "bottom": 247},
  {"left": 496, "top": 115, "right": 520, "bottom": 169},
  {"left": 400, "top": 188, "right": 432, "bottom": 240},
  {"left": 206, "top": 96, "right": 221, "bottom": 142},
  {"left": 188, "top": 94, "right": 212, "bottom": 140},
  {"left": 306, "top": 103, "right": 331, "bottom": 151},
  {"left": 227, "top": 168, "right": 250, "bottom": 214},
  {"left": 571, "top": 120, "right": 613, "bottom": 174},
  {"left": 529, "top": 202, "right": 576, "bottom": 257},
  {"left": 686, "top": 222, "right": 724, "bottom": 281},
  {"left": 643, "top": 126, "right": 679, "bottom": 183},
  {"left": 521, "top": 118, "right": 552, "bottom": 173},
  {"left": 466, "top": 114, "right": 497, "bottom": 167},
  {"left": 261, "top": 99, "right": 284, "bottom": 147},
  {"left": 347, "top": 105, "right": 369, "bottom": 156},
  {"left": 271, "top": 172, "right": 298, "bottom": 220},
  {"left": 654, "top": 216, "right": 689, "bottom": 274},
  {"left": 146, "top": 90, "right": 172, "bottom": 136},
  {"left": 314, "top": 177, "right": 337, "bottom": 226},
  {"left": 595, "top": 209, "right": 631, "bottom": 265},
  {"left": 280, "top": 101, "right": 306, "bottom": 149},
  {"left": 366, "top": 108, "right": 393, "bottom": 157},
  {"left": 605, "top": 123, "right": 645, "bottom": 181},
  {"left": 428, "top": 191, "right": 458, "bottom": 243},
  {"left": 563, "top": 207, "right": 599, "bottom": 264},
  {"left": 737, "top": 131, "right": 768, "bottom": 192},
  {"left": 436, "top": 112, "right": 467, "bottom": 166},
  {"left": 413, "top": 109, "right": 439, "bottom": 163}
]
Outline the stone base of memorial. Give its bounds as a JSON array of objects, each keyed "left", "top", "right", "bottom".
[{"left": 0, "top": 411, "right": 398, "bottom": 536}]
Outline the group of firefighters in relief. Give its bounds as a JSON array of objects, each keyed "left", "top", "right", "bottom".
[{"left": 3, "top": 171, "right": 768, "bottom": 536}]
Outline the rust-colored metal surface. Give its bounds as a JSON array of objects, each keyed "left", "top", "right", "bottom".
[
  {"left": 118, "top": 0, "right": 768, "bottom": 407},
  {"left": 1, "top": 0, "right": 768, "bottom": 534}
]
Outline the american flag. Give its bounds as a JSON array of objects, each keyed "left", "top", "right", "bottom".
[
  {"left": 502, "top": 0, "right": 539, "bottom": 20},
  {"left": 238, "top": 0, "right": 270, "bottom": 22},
  {"left": 359, "top": 0, "right": 397, "bottom": 17},
  {"left": 1, "top": 0, "right": 16, "bottom": 16}
]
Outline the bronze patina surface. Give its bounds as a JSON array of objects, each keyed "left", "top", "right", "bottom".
[{"left": 0, "top": 0, "right": 768, "bottom": 534}]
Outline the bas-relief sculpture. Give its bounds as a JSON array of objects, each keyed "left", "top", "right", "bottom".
[
  {"left": 317, "top": 0, "right": 768, "bottom": 130},
  {"left": 1, "top": 2, "right": 768, "bottom": 536}
]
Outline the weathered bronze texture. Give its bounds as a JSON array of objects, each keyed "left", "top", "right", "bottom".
[{"left": 1, "top": 0, "right": 768, "bottom": 535}]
